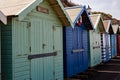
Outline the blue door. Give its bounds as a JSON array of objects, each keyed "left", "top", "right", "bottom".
[
  {"left": 63, "top": 25, "right": 88, "bottom": 77},
  {"left": 110, "top": 35, "right": 117, "bottom": 58}
]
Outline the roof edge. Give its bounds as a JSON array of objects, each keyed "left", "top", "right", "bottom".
[
  {"left": 0, "top": 11, "right": 7, "bottom": 24},
  {"left": 73, "top": 6, "right": 84, "bottom": 26},
  {"left": 93, "top": 14, "right": 101, "bottom": 29},
  {"left": 56, "top": 0, "right": 73, "bottom": 27}
]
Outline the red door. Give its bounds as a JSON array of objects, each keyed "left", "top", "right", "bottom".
[{"left": 117, "top": 35, "right": 120, "bottom": 56}]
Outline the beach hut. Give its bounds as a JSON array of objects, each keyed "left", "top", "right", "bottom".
[
  {"left": 111, "top": 24, "right": 119, "bottom": 58},
  {"left": 89, "top": 14, "right": 105, "bottom": 67},
  {"left": 102, "top": 20, "right": 114, "bottom": 62},
  {"left": 63, "top": 6, "right": 93, "bottom": 77},
  {"left": 116, "top": 26, "right": 120, "bottom": 56},
  {"left": 0, "top": 0, "right": 72, "bottom": 80}
]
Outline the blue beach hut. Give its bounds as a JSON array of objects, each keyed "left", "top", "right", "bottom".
[
  {"left": 63, "top": 6, "right": 93, "bottom": 78},
  {"left": 111, "top": 24, "right": 119, "bottom": 58}
]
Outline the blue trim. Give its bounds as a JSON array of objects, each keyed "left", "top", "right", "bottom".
[{"left": 73, "top": 7, "right": 84, "bottom": 26}]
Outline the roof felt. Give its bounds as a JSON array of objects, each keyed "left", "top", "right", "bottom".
[{"left": 0, "top": 0, "right": 34, "bottom": 16}]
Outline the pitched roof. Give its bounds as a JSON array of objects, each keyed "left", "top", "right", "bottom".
[
  {"left": 90, "top": 14, "right": 105, "bottom": 33},
  {"left": 103, "top": 20, "right": 114, "bottom": 34},
  {"left": 112, "top": 24, "right": 119, "bottom": 34},
  {"left": 90, "top": 14, "right": 99, "bottom": 27},
  {"left": 0, "top": 0, "right": 35, "bottom": 16},
  {"left": 65, "top": 6, "right": 93, "bottom": 30},
  {"left": 0, "top": 0, "right": 73, "bottom": 26}
]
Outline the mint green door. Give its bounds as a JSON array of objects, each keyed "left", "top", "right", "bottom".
[
  {"left": 89, "top": 30, "right": 101, "bottom": 67},
  {"left": 30, "top": 19, "right": 54, "bottom": 80}
]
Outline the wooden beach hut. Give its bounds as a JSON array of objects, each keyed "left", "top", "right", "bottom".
[
  {"left": 111, "top": 24, "right": 119, "bottom": 58},
  {"left": 102, "top": 20, "right": 114, "bottom": 62},
  {"left": 116, "top": 26, "right": 120, "bottom": 56},
  {"left": 63, "top": 6, "right": 93, "bottom": 77},
  {"left": 89, "top": 14, "right": 105, "bottom": 67},
  {"left": 0, "top": 0, "right": 72, "bottom": 80}
]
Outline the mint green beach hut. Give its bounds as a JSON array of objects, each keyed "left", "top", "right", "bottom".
[
  {"left": 89, "top": 14, "right": 105, "bottom": 67},
  {"left": 0, "top": 0, "right": 72, "bottom": 80}
]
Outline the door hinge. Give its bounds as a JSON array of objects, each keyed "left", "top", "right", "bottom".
[
  {"left": 29, "top": 46, "right": 31, "bottom": 52},
  {"left": 52, "top": 26, "right": 56, "bottom": 31},
  {"left": 27, "top": 22, "right": 31, "bottom": 28},
  {"left": 53, "top": 45, "right": 55, "bottom": 50},
  {"left": 42, "top": 43, "right": 46, "bottom": 49}
]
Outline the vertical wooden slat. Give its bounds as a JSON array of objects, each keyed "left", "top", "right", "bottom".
[
  {"left": 12, "top": 18, "right": 30, "bottom": 80},
  {"left": 30, "top": 19, "right": 44, "bottom": 80}
]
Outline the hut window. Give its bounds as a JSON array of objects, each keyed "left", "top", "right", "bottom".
[{"left": 76, "top": 17, "right": 82, "bottom": 26}]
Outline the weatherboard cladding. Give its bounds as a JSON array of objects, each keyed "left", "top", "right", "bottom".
[
  {"left": 0, "top": 0, "right": 67, "bottom": 80},
  {"left": 63, "top": 6, "right": 93, "bottom": 77},
  {"left": 1, "top": 18, "right": 12, "bottom": 80}
]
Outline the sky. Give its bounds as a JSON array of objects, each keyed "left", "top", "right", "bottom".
[{"left": 71, "top": 0, "right": 120, "bottom": 20}]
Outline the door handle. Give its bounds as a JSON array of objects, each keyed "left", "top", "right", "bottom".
[{"left": 42, "top": 44, "right": 46, "bottom": 49}]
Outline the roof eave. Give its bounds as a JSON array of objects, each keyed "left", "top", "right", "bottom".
[
  {"left": 48, "top": 0, "right": 73, "bottom": 27},
  {"left": 0, "top": 11, "right": 7, "bottom": 24}
]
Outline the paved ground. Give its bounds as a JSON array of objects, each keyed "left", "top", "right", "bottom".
[{"left": 65, "top": 57, "right": 120, "bottom": 80}]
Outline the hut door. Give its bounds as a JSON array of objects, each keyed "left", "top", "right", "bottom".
[
  {"left": 42, "top": 21, "right": 54, "bottom": 80},
  {"left": 30, "top": 19, "right": 54, "bottom": 80},
  {"left": 30, "top": 19, "right": 44, "bottom": 80},
  {"left": 53, "top": 25, "right": 63, "bottom": 80},
  {"left": 110, "top": 35, "right": 114, "bottom": 57},
  {"left": 108, "top": 35, "right": 111, "bottom": 58},
  {"left": 117, "top": 35, "right": 120, "bottom": 56}
]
